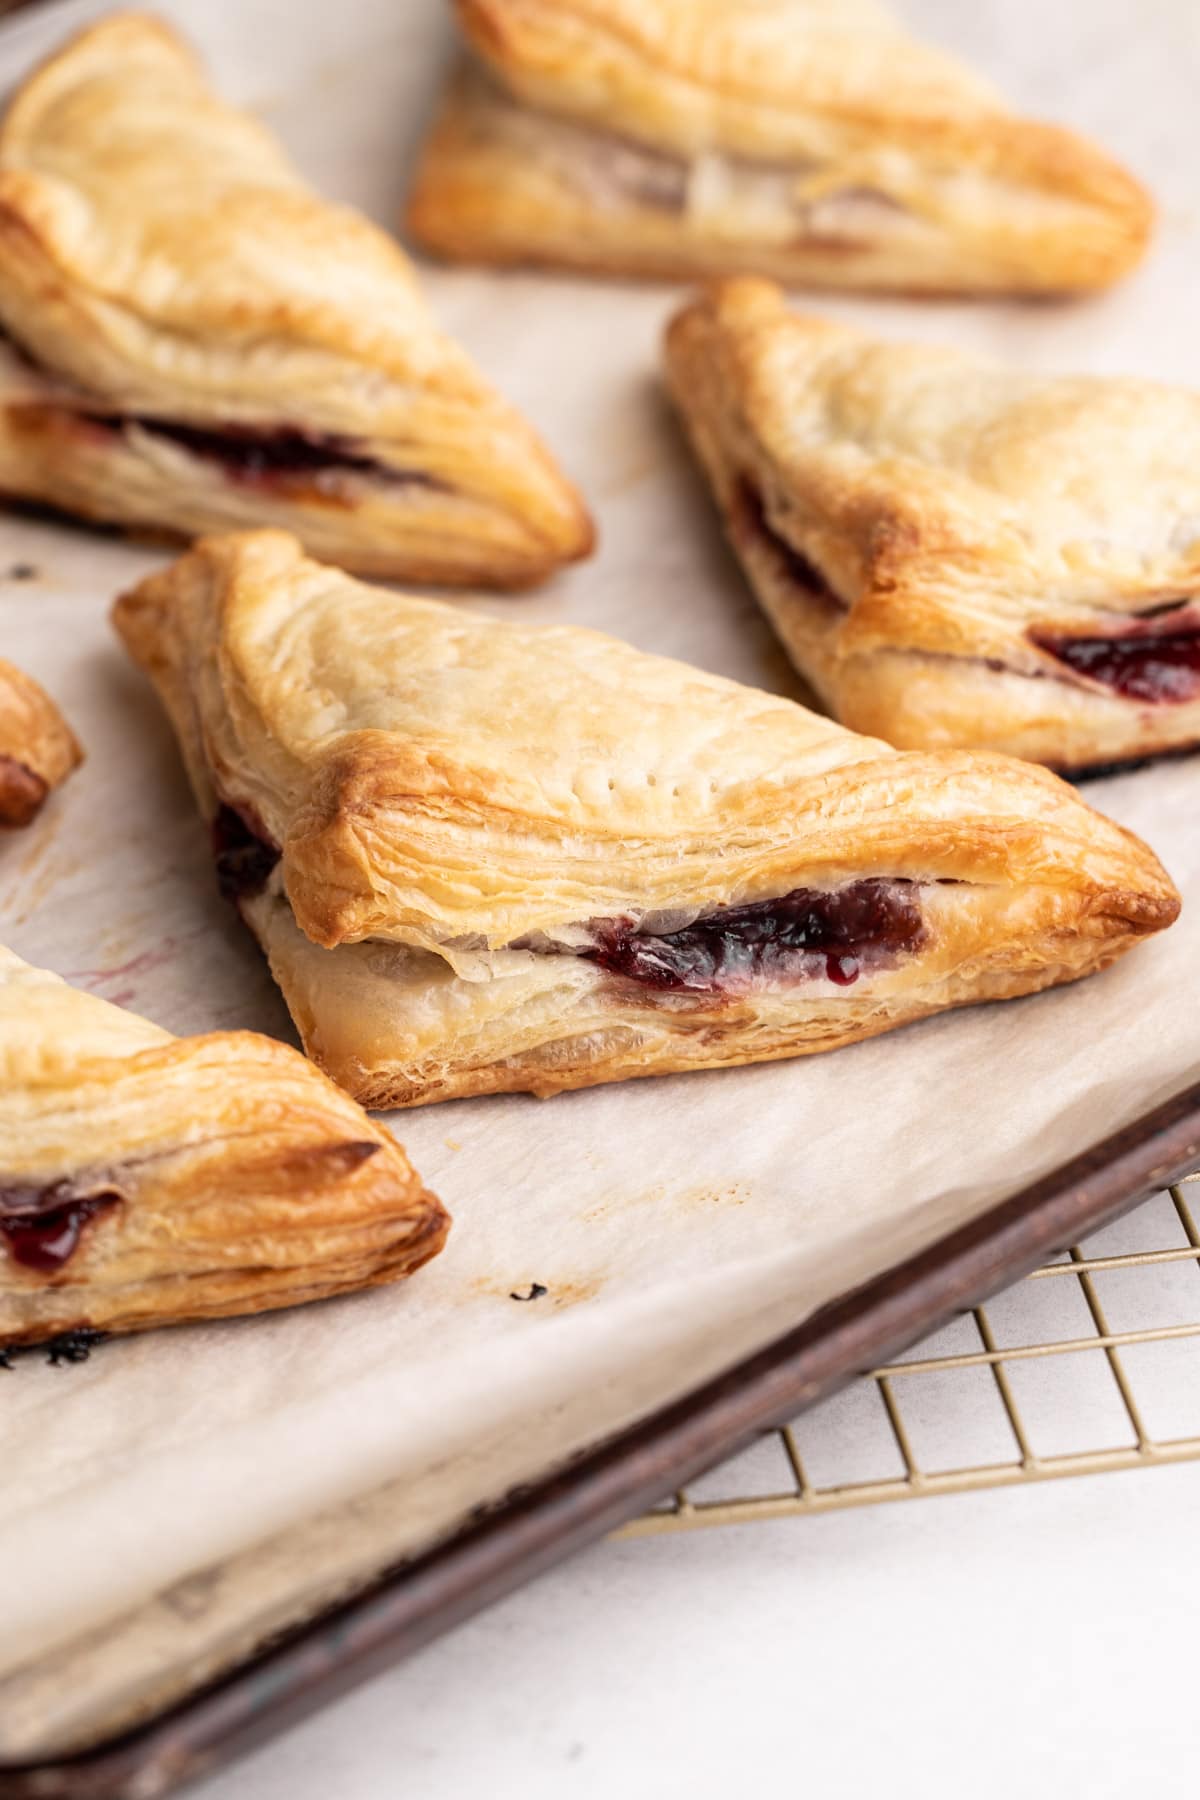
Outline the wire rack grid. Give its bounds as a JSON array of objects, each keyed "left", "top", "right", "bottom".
[{"left": 623, "top": 1178, "right": 1200, "bottom": 1536}]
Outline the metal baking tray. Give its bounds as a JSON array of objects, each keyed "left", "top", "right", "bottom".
[{"left": 2, "top": 1082, "right": 1198, "bottom": 1799}]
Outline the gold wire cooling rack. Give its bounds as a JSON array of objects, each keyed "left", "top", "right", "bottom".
[{"left": 623, "top": 1180, "right": 1200, "bottom": 1535}]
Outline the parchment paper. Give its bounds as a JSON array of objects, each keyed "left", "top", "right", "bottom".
[{"left": 2, "top": 0, "right": 1198, "bottom": 1762}]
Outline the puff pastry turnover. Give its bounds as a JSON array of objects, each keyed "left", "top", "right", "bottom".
[
  {"left": 114, "top": 530, "right": 1178, "bottom": 1107},
  {"left": 0, "top": 658, "right": 82, "bottom": 828},
  {"left": 406, "top": 0, "right": 1152, "bottom": 296},
  {"left": 666, "top": 280, "right": 1200, "bottom": 773},
  {"left": 0, "top": 12, "right": 592, "bottom": 586},
  {"left": 0, "top": 946, "right": 448, "bottom": 1345}
]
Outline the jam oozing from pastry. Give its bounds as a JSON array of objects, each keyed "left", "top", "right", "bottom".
[
  {"left": 585, "top": 880, "right": 925, "bottom": 994},
  {"left": 0, "top": 754, "right": 49, "bottom": 829},
  {"left": 114, "top": 419, "right": 446, "bottom": 494},
  {"left": 0, "top": 1183, "right": 121, "bottom": 1273},
  {"left": 212, "top": 802, "right": 282, "bottom": 903},
  {"left": 1030, "top": 616, "right": 1200, "bottom": 704},
  {"left": 0, "top": 333, "right": 444, "bottom": 497},
  {"left": 732, "top": 479, "right": 846, "bottom": 609}
]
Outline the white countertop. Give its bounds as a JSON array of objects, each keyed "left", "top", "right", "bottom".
[
  {"left": 200, "top": 1192, "right": 1200, "bottom": 1799},
  {"left": 199, "top": 1459, "right": 1200, "bottom": 1800}
]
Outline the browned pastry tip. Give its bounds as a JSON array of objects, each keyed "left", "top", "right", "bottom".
[
  {"left": 0, "top": 656, "right": 82, "bottom": 827},
  {"left": 0, "top": 946, "right": 450, "bottom": 1345}
]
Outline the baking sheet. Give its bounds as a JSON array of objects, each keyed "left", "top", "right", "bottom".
[{"left": 2, "top": 0, "right": 1199, "bottom": 1763}]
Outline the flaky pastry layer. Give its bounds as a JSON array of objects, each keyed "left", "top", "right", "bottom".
[
  {"left": 666, "top": 279, "right": 1200, "bottom": 772},
  {"left": 0, "top": 947, "right": 448, "bottom": 1344},
  {"left": 114, "top": 529, "right": 1178, "bottom": 1106},
  {"left": 0, "top": 13, "right": 592, "bottom": 585},
  {"left": 405, "top": 0, "right": 1151, "bottom": 295}
]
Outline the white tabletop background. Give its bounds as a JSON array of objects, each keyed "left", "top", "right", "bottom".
[
  {"left": 201, "top": 1461, "right": 1200, "bottom": 1800},
  {"left": 3, "top": 0, "right": 1195, "bottom": 1791}
]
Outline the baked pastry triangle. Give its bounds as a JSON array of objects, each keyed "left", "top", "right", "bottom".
[
  {"left": 0, "top": 946, "right": 448, "bottom": 1345},
  {"left": 0, "top": 13, "right": 592, "bottom": 586},
  {"left": 114, "top": 530, "right": 1179, "bottom": 1107},
  {"left": 666, "top": 279, "right": 1200, "bottom": 773},
  {"left": 0, "top": 658, "right": 82, "bottom": 828},
  {"left": 406, "top": 0, "right": 1152, "bottom": 296}
]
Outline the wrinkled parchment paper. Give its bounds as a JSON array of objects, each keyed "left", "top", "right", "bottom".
[{"left": 2, "top": 0, "right": 1198, "bottom": 1760}]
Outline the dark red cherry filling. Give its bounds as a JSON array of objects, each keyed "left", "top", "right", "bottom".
[
  {"left": 0, "top": 1182, "right": 121, "bottom": 1273},
  {"left": 212, "top": 801, "right": 281, "bottom": 904},
  {"left": 584, "top": 879, "right": 925, "bottom": 994},
  {"left": 0, "top": 754, "right": 49, "bottom": 829},
  {"left": 732, "top": 478, "right": 845, "bottom": 609},
  {"left": 102, "top": 418, "right": 447, "bottom": 494},
  {"left": 1030, "top": 617, "right": 1200, "bottom": 704},
  {"left": 1, "top": 329, "right": 444, "bottom": 496}
]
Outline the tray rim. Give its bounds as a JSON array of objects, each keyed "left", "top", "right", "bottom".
[{"left": 3, "top": 1076, "right": 1199, "bottom": 1800}]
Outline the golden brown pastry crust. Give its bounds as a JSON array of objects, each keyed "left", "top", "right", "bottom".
[
  {"left": 0, "top": 13, "right": 592, "bottom": 586},
  {"left": 665, "top": 280, "right": 1200, "bottom": 772},
  {"left": 0, "top": 946, "right": 448, "bottom": 1345},
  {"left": 0, "top": 657, "right": 82, "bottom": 828},
  {"left": 405, "top": 0, "right": 1152, "bottom": 296},
  {"left": 114, "top": 530, "right": 1178, "bottom": 1107}
]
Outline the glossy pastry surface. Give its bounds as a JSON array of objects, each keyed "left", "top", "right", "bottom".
[
  {"left": 0, "top": 12, "right": 592, "bottom": 585},
  {"left": 0, "top": 945, "right": 448, "bottom": 1345},
  {"left": 0, "top": 657, "right": 82, "bottom": 828},
  {"left": 406, "top": 0, "right": 1152, "bottom": 295},
  {"left": 666, "top": 279, "right": 1200, "bottom": 773},
  {"left": 114, "top": 530, "right": 1179, "bottom": 1107}
]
